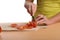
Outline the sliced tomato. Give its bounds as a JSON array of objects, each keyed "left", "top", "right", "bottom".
[
  {"left": 0, "top": 26, "right": 2, "bottom": 33},
  {"left": 16, "top": 21, "right": 37, "bottom": 30},
  {"left": 11, "top": 23, "right": 18, "bottom": 28}
]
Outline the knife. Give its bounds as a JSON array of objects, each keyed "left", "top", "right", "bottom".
[{"left": 31, "top": 5, "right": 35, "bottom": 21}]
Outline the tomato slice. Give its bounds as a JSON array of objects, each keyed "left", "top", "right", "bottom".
[
  {"left": 0, "top": 26, "right": 2, "bottom": 33},
  {"left": 28, "top": 21, "right": 37, "bottom": 28},
  {"left": 16, "top": 21, "right": 37, "bottom": 30},
  {"left": 11, "top": 24, "right": 18, "bottom": 28}
]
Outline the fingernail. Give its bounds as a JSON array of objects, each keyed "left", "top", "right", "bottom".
[{"left": 37, "top": 18, "right": 44, "bottom": 21}]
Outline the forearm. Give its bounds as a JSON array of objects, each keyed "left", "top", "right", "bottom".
[{"left": 47, "top": 13, "right": 60, "bottom": 25}]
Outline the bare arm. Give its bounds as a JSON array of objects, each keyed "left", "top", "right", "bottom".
[
  {"left": 47, "top": 13, "right": 60, "bottom": 25},
  {"left": 36, "top": 13, "right": 60, "bottom": 25}
]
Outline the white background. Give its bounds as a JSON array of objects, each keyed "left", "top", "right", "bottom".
[{"left": 0, "top": 0, "right": 37, "bottom": 23}]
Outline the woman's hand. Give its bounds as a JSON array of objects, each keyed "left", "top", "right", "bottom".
[
  {"left": 24, "top": 2, "right": 37, "bottom": 16},
  {"left": 36, "top": 14, "right": 49, "bottom": 25}
]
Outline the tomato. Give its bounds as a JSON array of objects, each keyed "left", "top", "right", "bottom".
[
  {"left": 11, "top": 24, "right": 18, "bottom": 28},
  {"left": 29, "top": 21, "right": 37, "bottom": 28},
  {"left": 26, "top": 21, "right": 37, "bottom": 29},
  {"left": 23, "top": 25, "right": 28, "bottom": 29},
  {"left": 17, "top": 21, "right": 37, "bottom": 30},
  {"left": 27, "top": 26, "right": 33, "bottom": 29},
  {"left": 17, "top": 25, "right": 25, "bottom": 30},
  {"left": 0, "top": 26, "right": 2, "bottom": 33},
  {"left": 19, "top": 26, "right": 24, "bottom": 30},
  {"left": 26, "top": 23, "right": 31, "bottom": 26},
  {"left": 32, "top": 21, "right": 37, "bottom": 28}
]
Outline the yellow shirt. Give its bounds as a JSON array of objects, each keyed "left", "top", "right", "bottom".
[{"left": 35, "top": 0, "right": 60, "bottom": 19}]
